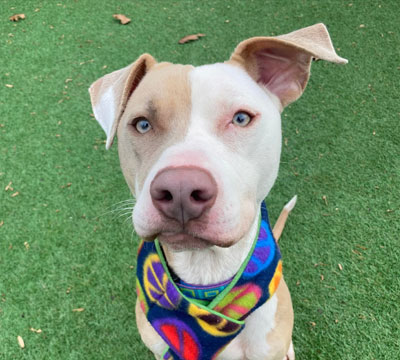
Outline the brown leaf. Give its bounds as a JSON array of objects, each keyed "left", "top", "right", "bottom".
[
  {"left": 9, "top": 14, "right": 25, "bottom": 22},
  {"left": 338, "top": 263, "right": 343, "bottom": 271},
  {"left": 113, "top": 14, "right": 131, "bottom": 25},
  {"left": 5, "top": 84, "right": 14, "bottom": 88},
  {"left": 11, "top": 191, "right": 19, "bottom": 197},
  {"left": 0, "top": 220, "right": 4, "bottom": 227},
  {"left": 72, "top": 308, "right": 85, "bottom": 312},
  {"left": 17, "top": 335, "right": 25, "bottom": 348},
  {"left": 178, "top": 33, "right": 205, "bottom": 44}
]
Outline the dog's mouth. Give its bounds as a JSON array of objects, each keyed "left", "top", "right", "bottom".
[
  {"left": 158, "top": 232, "right": 211, "bottom": 251},
  {"left": 143, "top": 231, "right": 235, "bottom": 251}
]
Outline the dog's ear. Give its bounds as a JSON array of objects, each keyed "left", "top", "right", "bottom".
[
  {"left": 89, "top": 54, "right": 156, "bottom": 149},
  {"left": 228, "top": 23, "right": 347, "bottom": 108}
]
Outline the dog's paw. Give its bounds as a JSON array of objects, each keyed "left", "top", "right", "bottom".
[{"left": 283, "top": 341, "right": 295, "bottom": 360}]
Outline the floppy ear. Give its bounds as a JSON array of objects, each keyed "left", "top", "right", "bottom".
[
  {"left": 89, "top": 53, "right": 156, "bottom": 149},
  {"left": 228, "top": 23, "right": 348, "bottom": 108}
]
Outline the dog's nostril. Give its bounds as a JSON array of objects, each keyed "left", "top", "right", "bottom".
[
  {"left": 157, "top": 190, "right": 173, "bottom": 202},
  {"left": 191, "top": 190, "right": 210, "bottom": 202}
]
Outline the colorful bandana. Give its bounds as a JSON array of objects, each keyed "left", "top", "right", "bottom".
[
  {"left": 136, "top": 202, "right": 282, "bottom": 360},
  {"left": 176, "top": 277, "right": 233, "bottom": 302}
]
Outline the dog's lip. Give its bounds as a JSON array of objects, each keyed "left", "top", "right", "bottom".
[
  {"left": 156, "top": 231, "right": 235, "bottom": 249},
  {"left": 158, "top": 232, "right": 211, "bottom": 250}
]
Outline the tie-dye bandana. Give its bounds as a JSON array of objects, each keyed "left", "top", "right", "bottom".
[{"left": 136, "top": 202, "right": 282, "bottom": 360}]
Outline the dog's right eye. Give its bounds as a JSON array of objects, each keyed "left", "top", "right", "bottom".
[{"left": 134, "top": 118, "right": 152, "bottom": 134}]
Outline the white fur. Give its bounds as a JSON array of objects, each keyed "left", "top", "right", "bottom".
[
  {"left": 285, "top": 195, "right": 297, "bottom": 212},
  {"left": 91, "top": 87, "right": 115, "bottom": 149},
  {"left": 166, "top": 208, "right": 260, "bottom": 285}
]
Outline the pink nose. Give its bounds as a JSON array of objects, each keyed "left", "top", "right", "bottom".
[{"left": 150, "top": 167, "right": 217, "bottom": 224}]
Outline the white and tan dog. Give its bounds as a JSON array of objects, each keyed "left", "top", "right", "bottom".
[{"left": 89, "top": 24, "right": 347, "bottom": 360}]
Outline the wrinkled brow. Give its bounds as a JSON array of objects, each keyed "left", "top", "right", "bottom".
[{"left": 146, "top": 100, "right": 157, "bottom": 119}]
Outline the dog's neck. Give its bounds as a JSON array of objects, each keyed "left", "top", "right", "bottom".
[{"left": 161, "top": 208, "right": 261, "bottom": 286}]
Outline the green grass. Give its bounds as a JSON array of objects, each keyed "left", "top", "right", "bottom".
[{"left": 1, "top": 0, "right": 399, "bottom": 359}]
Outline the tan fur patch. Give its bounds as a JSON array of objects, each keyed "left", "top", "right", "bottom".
[
  {"left": 265, "top": 278, "right": 294, "bottom": 358},
  {"left": 117, "top": 62, "right": 194, "bottom": 194}
]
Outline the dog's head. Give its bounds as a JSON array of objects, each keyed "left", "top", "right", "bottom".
[{"left": 89, "top": 23, "right": 346, "bottom": 251}]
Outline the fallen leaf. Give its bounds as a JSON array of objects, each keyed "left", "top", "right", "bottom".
[
  {"left": 322, "top": 195, "right": 328, "bottom": 205},
  {"left": 178, "top": 33, "right": 205, "bottom": 44},
  {"left": 17, "top": 335, "right": 25, "bottom": 348},
  {"left": 0, "top": 220, "right": 3, "bottom": 227},
  {"left": 5, "top": 84, "right": 13, "bottom": 88},
  {"left": 72, "top": 308, "right": 85, "bottom": 312},
  {"left": 310, "top": 321, "right": 316, "bottom": 327},
  {"left": 324, "top": 285, "right": 336, "bottom": 290},
  {"left": 5, "top": 181, "right": 13, "bottom": 191},
  {"left": 24, "top": 241, "right": 29, "bottom": 250},
  {"left": 113, "top": 14, "right": 131, "bottom": 25},
  {"left": 338, "top": 263, "right": 343, "bottom": 271},
  {"left": 320, "top": 274, "right": 324, "bottom": 281},
  {"left": 11, "top": 191, "right": 19, "bottom": 197},
  {"left": 9, "top": 14, "right": 25, "bottom": 22},
  {"left": 30, "top": 328, "right": 42, "bottom": 334},
  {"left": 284, "top": 138, "right": 288, "bottom": 146}
]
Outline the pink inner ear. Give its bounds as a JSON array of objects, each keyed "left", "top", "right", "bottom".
[{"left": 254, "top": 47, "right": 310, "bottom": 105}]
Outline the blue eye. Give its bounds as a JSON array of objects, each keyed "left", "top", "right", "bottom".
[
  {"left": 232, "top": 111, "right": 252, "bottom": 127},
  {"left": 135, "top": 118, "right": 152, "bottom": 134}
]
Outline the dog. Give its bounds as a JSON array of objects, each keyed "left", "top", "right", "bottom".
[{"left": 89, "top": 23, "right": 347, "bottom": 360}]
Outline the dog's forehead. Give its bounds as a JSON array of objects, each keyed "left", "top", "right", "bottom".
[
  {"left": 135, "top": 62, "right": 194, "bottom": 102},
  {"left": 189, "top": 63, "right": 277, "bottom": 118},
  {"left": 191, "top": 62, "right": 257, "bottom": 92}
]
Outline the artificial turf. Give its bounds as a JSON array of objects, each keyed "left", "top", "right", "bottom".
[{"left": 0, "top": 0, "right": 399, "bottom": 359}]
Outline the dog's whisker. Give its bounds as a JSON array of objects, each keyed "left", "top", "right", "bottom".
[
  {"left": 94, "top": 198, "right": 135, "bottom": 220},
  {"left": 123, "top": 215, "right": 133, "bottom": 224},
  {"left": 117, "top": 211, "right": 134, "bottom": 219},
  {"left": 112, "top": 198, "right": 136, "bottom": 206}
]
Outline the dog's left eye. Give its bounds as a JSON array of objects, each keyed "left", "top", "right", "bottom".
[
  {"left": 134, "top": 118, "right": 152, "bottom": 134},
  {"left": 232, "top": 111, "right": 252, "bottom": 127}
]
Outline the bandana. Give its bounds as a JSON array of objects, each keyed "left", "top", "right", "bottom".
[{"left": 136, "top": 202, "right": 282, "bottom": 360}]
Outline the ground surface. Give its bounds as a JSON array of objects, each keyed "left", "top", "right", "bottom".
[{"left": 1, "top": 0, "right": 399, "bottom": 359}]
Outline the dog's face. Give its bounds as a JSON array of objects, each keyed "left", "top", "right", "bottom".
[
  {"left": 118, "top": 62, "right": 282, "bottom": 250},
  {"left": 89, "top": 24, "right": 347, "bottom": 251}
]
